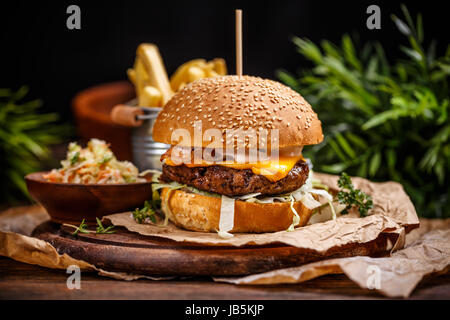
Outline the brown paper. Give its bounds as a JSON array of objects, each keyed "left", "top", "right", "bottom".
[
  {"left": 0, "top": 229, "right": 96, "bottom": 271},
  {"left": 314, "top": 173, "right": 419, "bottom": 228},
  {"left": 106, "top": 212, "right": 406, "bottom": 252},
  {"left": 405, "top": 218, "right": 450, "bottom": 245},
  {"left": 105, "top": 173, "right": 418, "bottom": 254},
  {"left": 0, "top": 205, "right": 49, "bottom": 235},
  {"left": 0, "top": 208, "right": 448, "bottom": 298},
  {"left": 0, "top": 206, "right": 174, "bottom": 281},
  {"left": 1, "top": 174, "right": 447, "bottom": 298},
  {"left": 214, "top": 227, "right": 450, "bottom": 298}
]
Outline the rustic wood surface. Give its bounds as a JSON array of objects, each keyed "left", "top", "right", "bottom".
[
  {"left": 32, "top": 221, "right": 389, "bottom": 276},
  {"left": 1, "top": 257, "right": 449, "bottom": 300}
]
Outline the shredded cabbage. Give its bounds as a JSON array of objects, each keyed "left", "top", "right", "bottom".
[
  {"left": 152, "top": 180, "right": 220, "bottom": 198},
  {"left": 44, "top": 139, "right": 145, "bottom": 184},
  {"left": 287, "top": 195, "right": 300, "bottom": 231},
  {"left": 151, "top": 167, "right": 337, "bottom": 234},
  {"left": 218, "top": 195, "right": 235, "bottom": 238},
  {"left": 139, "top": 169, "right": 163, "bottom": 181},
  {"left": 329, "top": 200, "right": 337, "bottom": 220},
  {"left": 161, "top": 188, "right": 172, "bottom": 226},
  {"left": 236, "top": 193, "right": 261, "bottom": 200},
  {"left": 237, "top": 171, "right": 335, "bottom": 230}
]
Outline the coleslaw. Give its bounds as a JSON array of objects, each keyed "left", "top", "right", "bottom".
[{"left": 43, "top": 139, "right": 146, "bottom": 184}]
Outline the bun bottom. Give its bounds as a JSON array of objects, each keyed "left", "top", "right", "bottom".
[{"left": 160, "top": 188, "right": 314, "bottom": 233}]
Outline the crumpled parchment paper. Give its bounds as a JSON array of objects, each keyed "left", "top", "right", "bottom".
[
  {"left": 105, "top": 173, "right": 419, "bottom": 254},
  {"left": 0, "top": 174, "right": 448, "bottom": 298},
  {"left": 213, "top": 228, "right": 450, "bottom": 298},
  {"left": 0, "top": 205, "right": 173, "bottom": 281}
]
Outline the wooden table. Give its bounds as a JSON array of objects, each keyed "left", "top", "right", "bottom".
[{"left": 1, "top": 257, "right": 449, "bottom": 300}]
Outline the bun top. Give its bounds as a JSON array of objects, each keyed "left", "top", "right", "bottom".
[{"left": 152, "top": 75, "right": 323, "bottom": 150}]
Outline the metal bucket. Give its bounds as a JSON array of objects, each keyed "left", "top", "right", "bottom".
[{"left": 131, "top": 107, "right": 170, "bottom": 171}]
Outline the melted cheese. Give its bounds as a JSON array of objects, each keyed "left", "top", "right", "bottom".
[{"left": 164, "top": 155, "right": 302, "bottom": 182}]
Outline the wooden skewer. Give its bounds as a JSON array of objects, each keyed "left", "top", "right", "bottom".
[{"left": 235, "top": 9, "right": 243, "bottom": 76}]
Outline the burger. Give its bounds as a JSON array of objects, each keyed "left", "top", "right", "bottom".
[{"left": 152, "top": 75, "right": 328, "bottom": 237}]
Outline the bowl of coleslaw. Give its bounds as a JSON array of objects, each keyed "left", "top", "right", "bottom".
[{"left": 25, "top": 139, "right": 153, "bottom": 225}]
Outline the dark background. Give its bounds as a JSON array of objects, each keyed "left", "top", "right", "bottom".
[{"left": 0, "top": 0, "right": 447, "bottom": 121}]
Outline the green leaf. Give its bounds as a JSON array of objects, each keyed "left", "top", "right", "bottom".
[
  {"left": 320, "top": 162, "right": 349, "bottom": 174},
  {"left": 374, "top": 42, "right": 390, "bottom": 76},
  {"left": 132, "top": 200, "right": 157, "bottom": 224},
  {"left": 357, "top": 161, "right": 368, "bottom": 178},
  {"left": 365, "top": 57, "right": 379, "bottom": 81},
  {"left": 283, "top": 4, "right": 450, "bottom": 218},
  {"left": 400, "top": 4, "right": 416, "bottom": 36},
  {"left": 369, "top": 152, "right": 381, "bottom": 177},
  {"left": 327, "top": 138, "right": 348, "bottom": 162},
  {"left": 342, "top": 35, "right": 362, "bottom": 72},
  {"left": 70, "top": 151, "right": 80, "bottom": 165},
  {"left": 95, "top": 217, "right": 115, "bottom": 234},
  {"left": 434, "top": 160, "right": 445, "bottom": 185},
  {"left": 400, "top": 46, "right": 422, "bottom": 62},
  {"left": 292, "top": 37, "right": 322, "bottom": 64},
  {"left": 276, "top": 70, "right": 300, "bottom": 91},
  {"left": 335, "top": 132, "right": 356, "bottom": 158},
  {"left": 392, "top": 15, "right": 411, "bottom": 36},
  {"left": 417, "top": 13, "right": 424, "bottom": 42},
  {"left": 345, "top": 132, "right": 368, "bottom": 150},
  {"left": 321, "top": 40, "right": 341, "bottom": 59},
  {"left": 362, "top": 109, "right": 407, "bottom": 130},
  {"left": 336, "top": 172, "right": 373, "bottom": 217},
  {"left": 0, "top": 87, "right": 71, "bottom": 203},
  {"left": 385, "top": 148, "right": 396, "bottom": 169}
]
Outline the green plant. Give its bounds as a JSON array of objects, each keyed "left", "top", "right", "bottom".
[
  {"left": 277, "top": 5, "right": 450, "bottom": 218},
  {"left": 133, "top": 200, "right": 157, "bottom": 224},
  {"left": 0, "top": 87, "right": 71, "bottom": 203},
  {"left": 337, "top": 172, "right": 373, "bottom": 217}
]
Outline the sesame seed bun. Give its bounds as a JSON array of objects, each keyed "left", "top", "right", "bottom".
[
  {"left": 152, "top": 75, "right": 323, "bottom": 150},
  {"left": 160, "top": 188, "right": 314, "bottom": 233}
]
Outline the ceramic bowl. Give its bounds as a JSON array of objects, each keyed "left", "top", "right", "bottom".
[{"left": 25, "top": 171, "right": 152, "bottom": 225}]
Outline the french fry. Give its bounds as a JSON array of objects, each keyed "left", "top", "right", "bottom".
[
  {"left": 204, "top": 62, "right": 219, "bottom": 78},
  {"left": 139, "top": 85, "right": 162, "bottom": 107},
  {"left": 170, "top": 59, "right": 207, "bottom": 91},
  {"left": 169, "top": 58, "right": 228, "bottom": 92},
  {"left": 127, "top": 68, "right": 136, "bottom": 86},
  {"left": 133, "top": 57, "right": 149, "bottom": 98},
  {"left": 127, "top": 43, "right": 228, "bottom": 105},
  {"left": 137, "top": 44, "right": 174, "bottom": 105},
  {"left": 211, "top": 58, "right": 227, "bottom": 75},
  {"left": 187, "top": 66, "right": 206, "bottom": 82},
  {"left": 203, "top": 61, "right": 218, "bottom": 78},
  {"left": 129, "top": 56, "right": 163, "bottom": 107}
]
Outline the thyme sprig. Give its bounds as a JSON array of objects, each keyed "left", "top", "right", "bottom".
[
  {"left": 337, "top": 173, "right": 373, "bottom": 217},
  {"left": 95, "top": 217, "right": 116, "bottom": 234},
  {"left": 132, "top": 200, "right": 157, "bottom": 224},
  {"left": 63, "top": 217, "right": 116, "bottom": 235}
]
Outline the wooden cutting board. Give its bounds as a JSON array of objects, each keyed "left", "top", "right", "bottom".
[{"left": 33, "top": 221, "right": 388, "bottom": 276}]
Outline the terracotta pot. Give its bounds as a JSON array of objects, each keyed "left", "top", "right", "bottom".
[{"left": 72, "top": 81, "right": 135, "bottom": 160}]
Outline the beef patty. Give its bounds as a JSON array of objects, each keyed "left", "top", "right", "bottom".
[{"left": 160, "top": 160, "right": 309, "bottom": 197}]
